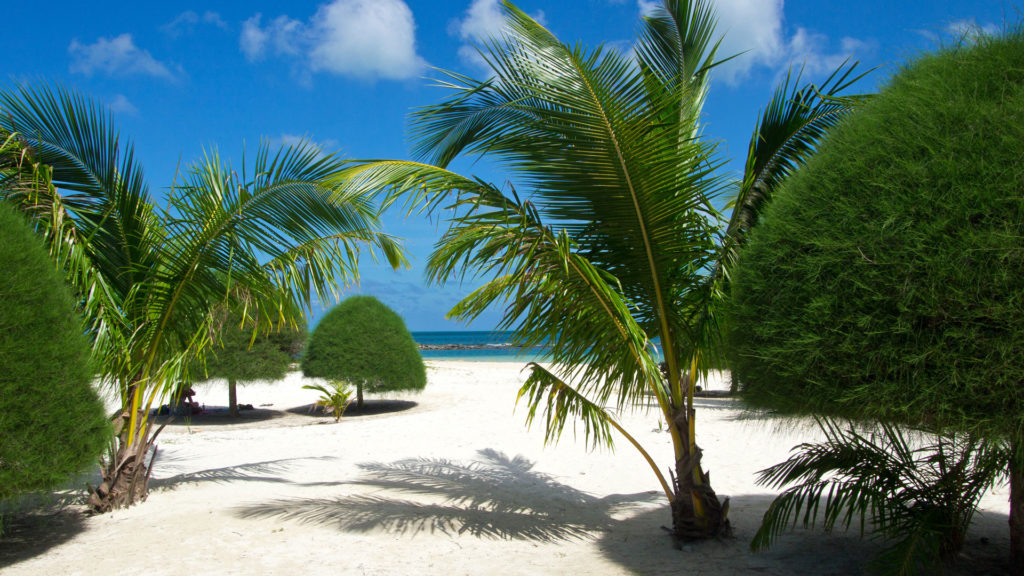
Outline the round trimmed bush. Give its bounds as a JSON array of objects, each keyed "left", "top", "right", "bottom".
[
  {"left": 0, "top": 202, "right": 110, "bottom": 500},
  {"left": 302, "top": 295, "right": 425, "bottom": 408},
  {"left": 727, "top": 32, "right": 1024, "bottom": 439},
  {"left": 197, "top": 309, "right": 305, "bottom": 416}
]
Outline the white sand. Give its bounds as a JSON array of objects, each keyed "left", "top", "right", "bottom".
[{"left": 0, "top": 361, "right": 1012, "bottom": 575}]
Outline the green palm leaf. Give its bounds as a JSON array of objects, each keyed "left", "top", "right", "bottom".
[{"left": 335, "top": 0, "right": 869, "bottom": 540}]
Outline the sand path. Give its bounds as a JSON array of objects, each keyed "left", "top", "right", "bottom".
[{"left": 0, "top": 361, "right": 1011, "bottom": 575}]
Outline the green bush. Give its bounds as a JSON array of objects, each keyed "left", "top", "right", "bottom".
[
  {"left": 727, "top": 31, "right": 1024, "bottom": 573},
  {"left": 196, "top": 306, "right": 305, "bottom": 415},
  {"left": 727, "top": 31, "right": 1024, "bottom": 438},
  {"left": 0, "top": 202, "right": 110, "bottom": 500},
  {"left": 302, "top": 295, "right": 425, "bottom": 408}
]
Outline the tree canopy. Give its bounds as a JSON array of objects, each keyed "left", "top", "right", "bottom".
[
  {"left": 727, "top": 31, "right": 1024, "bottom": 440},
  {"left": 302, "top": 295, "right": 425, "bottom": 407},
  {"left": 0, "top": 197, "right": 109, "bottom": 500},
  {"left": 195, "top": 304, "right": 306, "bottom": 415}
]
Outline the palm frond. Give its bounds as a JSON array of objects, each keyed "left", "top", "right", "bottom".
[
  {"left": 753, "top": 418, "right": 1008, "bottom": 575},
  {"left": 517, "top": 362, "right": 673, "bottom": 499},
  {"left": 724, "top": 61, "right": 872, "bottom": 266}
]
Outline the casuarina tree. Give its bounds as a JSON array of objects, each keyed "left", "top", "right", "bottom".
[
  {"left": 303, "top": 295, "right": 426, "bottom": 409},
  {"left": 195, "top": 304, "right": 306, "bottom": 416},
  {"left": 727, "top": 31, "right": 1024, "bottom": 572},
  {"left": 0, "top": 185, "right": 109, "bottom": 502}
]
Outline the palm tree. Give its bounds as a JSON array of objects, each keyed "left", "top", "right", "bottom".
[
  {"left": 0, "top": 83, "right": 406, "bottom": 511},
  {"left": 338, "top": 0, "right": 866, "bottom": 540}
]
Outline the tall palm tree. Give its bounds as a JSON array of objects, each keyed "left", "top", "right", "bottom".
[
  {"left": 338, "top": 0, "right": 866, "bottom": 541},
  {"left": 0, "top": 83, "right": 405, "bottom": 511}
]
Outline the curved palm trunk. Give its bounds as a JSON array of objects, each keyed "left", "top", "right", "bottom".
[
  {"left": 88, "top": 409, "right": 164, "bottom": 512},
  {"left": 669, "top": 408, "right": 730, "bottom": 540}
]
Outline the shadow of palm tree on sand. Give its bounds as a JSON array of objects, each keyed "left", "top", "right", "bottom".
[
  {"left": 150, "top": 456, "right": 340, "bottom": 491},
  {"left": 234, "top": 448, "right": 659, "bottom": 542}
]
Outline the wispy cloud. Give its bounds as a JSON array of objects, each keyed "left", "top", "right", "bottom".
[
  {"left": 947, "top": 19, "right": 1000, "bottom": 41},
  {"left": 162, "top": 10, "right": 228, "bottom": 37},
  {"left": 450, "top": 0, "right": 545, "bottom": 70},
  {"left": 642, "top": 0, "right": 871, "bottom": 85},
  {"left": 108, "top": 94, "right": 138, "bottom": 116},
  {"left": 277, "top": 133, "right": 341, "bottom": 156},
  {"left": 68, "top": 34, "right": 178, "bottom": 80},
  {"left": 239, "top": 0, "right": 427, "bottom": 81},
  {"left": 240, "top": 14, "right": 303, "bottom": 61},
  {"left": 636, "top": 0, "right": 659, "bottom": 16}
]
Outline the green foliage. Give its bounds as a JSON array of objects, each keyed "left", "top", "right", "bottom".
[
  {"left": 727, "top": 31, "right": 1024, "bottom": 440},
  {"left": 199, "top": 306, "right": 305, "bottom": 384},
  {"left": 0, "top": 200, "right": 109, "bottom": 500},
  {"left": 302, "top": 381, "right": 354, "bottom": 421},
  {"left": 0, "top": 82, "right": 405, "bottom": 510},
  {"left": 753, "top": 420, "right": 1006, "bottom": 575},
  {"left": 302, "top": 296, "right": 426, "bottom": 401},
  {"left": 335, "top": 0, "right": 866, "bottom": 538}
]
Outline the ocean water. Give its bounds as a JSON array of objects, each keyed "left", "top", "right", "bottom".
[{"left": 412, "top": 330, "right": 550, "bottom": 362}]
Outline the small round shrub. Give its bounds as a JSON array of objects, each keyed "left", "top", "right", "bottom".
[
  {"left": 197, "top": 307, "right": 305, "bottom": 414},
  {"left": 727, "top": 32, "right": 1024, "bottom": 439},
  {"left": 302, "top": 295, "right": 425, "bottom": 407},
  {"left": 0, "top": 202, "right": 110, "bottom": 500}
]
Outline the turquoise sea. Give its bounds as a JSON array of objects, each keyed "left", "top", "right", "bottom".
[{"left": 412, "top": 330, "right": 550, "bottom": 362}]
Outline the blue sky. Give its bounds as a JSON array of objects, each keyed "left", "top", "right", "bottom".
[{"left": 1, "top": 0, "right": 1005, "bottom": 330}]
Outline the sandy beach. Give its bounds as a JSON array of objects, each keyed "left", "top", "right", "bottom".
[{"left": 0, "top": 361, "right": 1012, "bottom": 575}]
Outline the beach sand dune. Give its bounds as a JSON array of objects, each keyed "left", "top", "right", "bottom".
[{"left": 0, "top": 361, "right": 1011, "bottom": 575}]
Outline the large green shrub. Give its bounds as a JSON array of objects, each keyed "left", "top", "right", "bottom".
[
  {"left": 302, "top": 295, "right": 425, "bottom": 408},
  {"left": 727, "top": 31, "right": 1024, "bottom": 571},
  {"left": 196, "top": 306, "right": 305, "bottom": 416},
  {"left": 728, "top": 32, "right": 1024, "bottom": 435},
  {"left": 0, "top": 202, "right": 110, "bottom": 500}
]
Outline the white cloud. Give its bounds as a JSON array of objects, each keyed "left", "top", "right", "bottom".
[
  {"left": 163, "top": 10, "right": 227, "bottom": 37},
  {"left": 947, "top": 19, "right": 1000, "bottom": 41},
  {"left": 278, "top": 133, "right": 340, "bottom": 155},
  {"left": 784, "top": 29, "right": 868, "bottom": 77},
  {"left": 240, "top": 14, "right": 303, "bottom": 61},
  {"left": 450, "top": 0, "right": 546, "bottom": 70},
  {"left": 651, "top": 0, "right": 871, "bottom": 85},
  {"left": 240, "top": 0, "right": 427, "bottom": 80},
  {"left": 68, "top": 34, "right": 176, "bottom": 79},
  {"left": 637, "top": 0, "right": 660, "bottom": 16},
  {"left": 308, "top": 0, "right": 426, "bottom": 79},
  {"left": 706, "top": 0, "right": 785, "bottom": 83},
  {"left": 108, "top": 94, "right": 138, "bottom": 116}
]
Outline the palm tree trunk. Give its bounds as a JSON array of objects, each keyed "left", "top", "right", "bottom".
[
  {"left": 228, "top": 378, "right": 239, "bottom": 417},
  {"left": 356, "top": 383, "right": 364, "bottom": 409},
  {"left": 1010, "top": 445, "right": 1024, "bottom": 575},
  {"left": 669, "top": 408, "right": 730, "bottom": 541},
  {"left": 87, "top": 409, "right": 162, "bottom": 513}
]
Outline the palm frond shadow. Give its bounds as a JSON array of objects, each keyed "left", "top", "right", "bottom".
[
  {"left": 234, "top": 448, "right": 659, "bottom": 542},
  {"left": 150, "top": 456, "right": 339, "bottom": 490}
]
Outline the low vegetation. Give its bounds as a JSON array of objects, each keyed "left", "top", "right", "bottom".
[{"left": 302, "top": 295, "right": 425, "bottom": 409}]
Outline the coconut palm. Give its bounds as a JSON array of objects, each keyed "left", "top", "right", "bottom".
[
  {"left": 337, "top": 0, "right": 867, "bottom": 540},
  {"left": 0, "top": 83, "right": 405, "bottom": 511}
]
